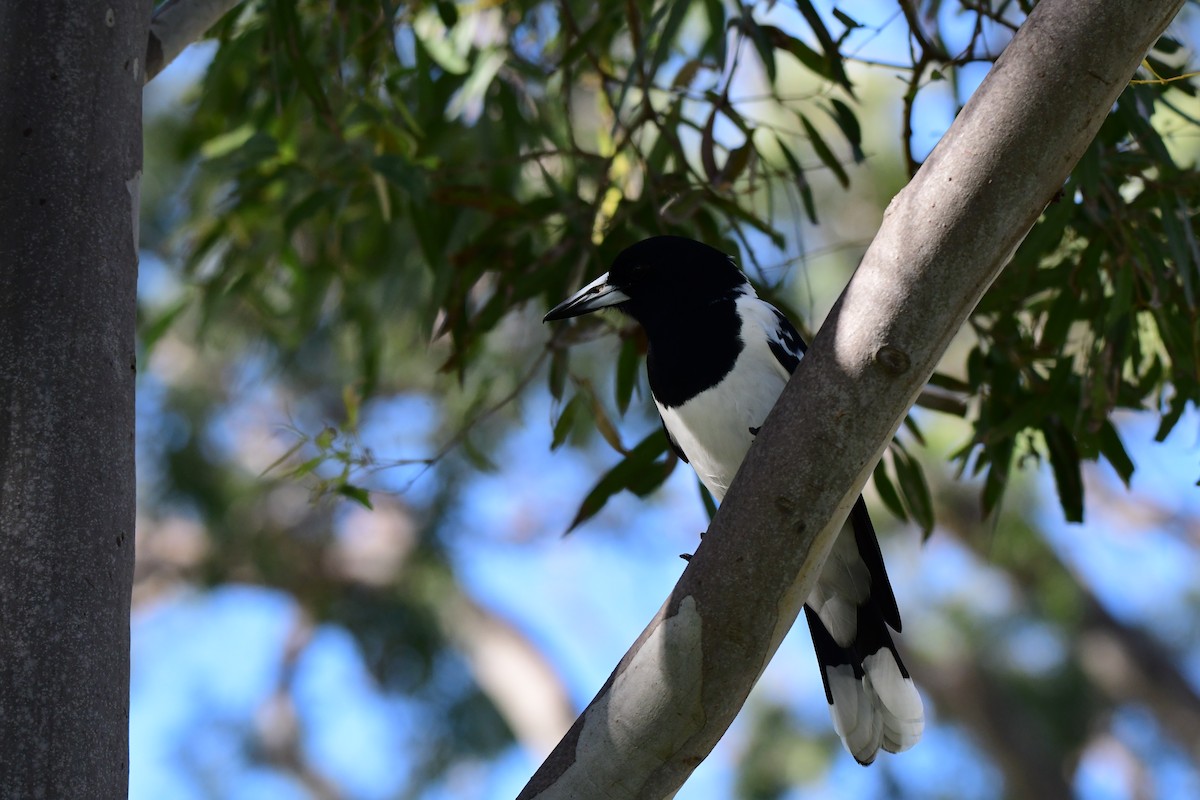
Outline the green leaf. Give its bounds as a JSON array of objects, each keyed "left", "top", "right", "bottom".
[
  {"left": 552, "top": 395, "right": 582, "bottom": 451},
  {"left": 615, "top": 335, "right": 641, "bottom": 415},
  {"left": 800, "top": 114, "right": 850, "bottom": 188},
  {"left": 760, "top": 25, "right": 829, "bottom": 82},
  {"left": 794, "top": 0, "right": 853, "bottom": 93},
  {"left": 1042, "top": 418, "right": 1084, "bottom": 522},
  {"left": 832, "top": 8, "right": 861, "bottom": 31},
  {"left": 825, "top": 98, "right": 864, "bottom": 163},
  {"left": 436, "top": 0, "right": 458, "bottom": 28},
  {"left": 548, "top": 348, "right": 569, "bottom": 401},
  {"left": 740, "top": 14, "right": 777, "bottom": 84},
  {"left": 1097, "top": 420, "right": 1135, "bottom": 486},
  {"left": 648, "top": 0, "right": 694, "bottom": 80},
  {"left": 139, "top": 297, "right": 189, "bottom": 354},
  {"left": 271, "top": 0, "right": 338, "bottom": 131},
  {"left": 873, "top": 456, "right": 908, "bottom": 522},
  {"left": 579, "top": 378, "right": 626, "bottom": 454},
  {"left": 371, "top": 154, "right": 428, "bottom": 202},
  {"left": 567, "top": 433, "right": 669, "bottom": 533},
  {"left": 893, "top": 448, "right": 934, "bottom": 536},
  {"left": 338, "top": 483, "right": 374, "bottom": 510},
  {"left": 774, "top": 134, "right": 818, "bottom": 224}
]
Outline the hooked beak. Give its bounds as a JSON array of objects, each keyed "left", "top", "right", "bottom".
[{"left": 543, "top": 271, "right": 630, "bottom": 322}]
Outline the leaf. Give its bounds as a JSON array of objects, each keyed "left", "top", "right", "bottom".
[
  {"left": 648, "top": 0, "right": 693, "bottom": 80},
  {"left": 672, "top": 59, "right": 705, "bottom": 90},
  {"left": 794, "top": 0, "right": 853, "bottom": 93},
  {"left": 615, "top": 335, "right": 640, "bottom": 415},
  {"left": 774, "top": 134, "right": 818, "bottom": 224},
  {"left": 338, "top": 483, "right": 374, "bottom": 510},
  {"left": 1042, "top": 418, "right": 1084, "bottom": 522},
  {"left": 436, "top": 0, "right": 458, "bottom": 28},
  {"left": 739, "top": 14, "right": 777, "bottom": 83},
  {"left": 825, "top": 98, "right": 864, "bottom": 163},
  {"left": 579, "top": 378, "right": 627, "bottom": 454},
  {"left": 832, "top": 8, "right": 861, "bottom": 31},
  {"left": 800, "top": 114, "right": 849, "bottom": 187},
  {"left": 1097, "top": 420, "right": 1135, "bottom": 486},
  {"left": 981, "top": 437, "right": 1015, "bottom": 516},
  {"left": 462, "top": 436, "right": 499, "bottom": 473},
  {"left": 893, "top": 448, "right": 934, "bottom": 536},
  {"left": 873, "top": 456, "right": 908, "bottom": 522},
  {"left": 371, "top": 154, "right": 428, "bottom": 202},
  {"left": 139, "top": 297, "right": 189, "bottom": 354},
  {"left": 271, "top": 0, "right": 338, "bottom": 131},
  {"left": 760, "top": 25, "right": 830, "bottom": 82},
  {"left": 548, "top": 348, "right": 569, "bottom": 401},
  {"left": 283, "top": 189, "right": 332, "bottom": 234},
  {"left": 718, "top": 140, "right": 755, "bottom": 186},
  {"left": 551, "top": 394, "right": 582, "bottom": 451},
  {"left": 567, "top": 433, "right": 669, "bottom": 533}
]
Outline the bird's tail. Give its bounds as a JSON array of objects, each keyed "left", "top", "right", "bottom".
[
  {"left": 803, "top": 601, "right": 923, "bottom": 764},
  {"left": 802, "top": 498, "right": 923, "bottom": 764}
]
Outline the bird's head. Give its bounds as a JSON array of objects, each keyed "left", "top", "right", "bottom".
[{"left": 543, "top": 236, "right": 748, "bottom": 327}]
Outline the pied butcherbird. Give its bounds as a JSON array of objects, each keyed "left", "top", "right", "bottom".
[{"left": 544, "top": 236, "right": 923, "bottom": 764}]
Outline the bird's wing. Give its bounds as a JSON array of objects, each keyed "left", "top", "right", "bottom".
[{"left": 765, "top": 306, "right": 807, "bottom": 376}]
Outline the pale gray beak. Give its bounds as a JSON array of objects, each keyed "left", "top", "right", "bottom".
[{"left": 543, "top": 271, "right": 630, "bottom": 322}]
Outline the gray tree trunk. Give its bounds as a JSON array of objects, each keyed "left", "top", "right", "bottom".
[{"left": 0, "top": 1, "right": 150, "bottom": 796}]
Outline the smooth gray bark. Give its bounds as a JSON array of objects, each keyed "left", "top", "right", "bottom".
[
  {"left": 0, "top": 1, "right": 150, "bottom": 796},
  {"left": 519, "top": 0, "right": 1186, "bottom": 797},
  {"left": 145, "top": 0, "right": 245, "bottom": 84}
]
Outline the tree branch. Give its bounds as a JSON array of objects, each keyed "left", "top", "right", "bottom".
[
  {"left": 145, "top": 0, "right": 243, "bottom": 84},
  {"left": 519, "top": 0, "right": 1185, "bottom": 796}
]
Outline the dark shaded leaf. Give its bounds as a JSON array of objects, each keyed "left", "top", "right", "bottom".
[
  {"left": 338, "top": 484, "right": 374, "bottom": 510},
  {"left": 873, "top": 455, "right": 908, "bottom": 522},
  {"left": 800, "top": 114, "right": 849, "bottom": 187},
  {"left": 1042, "top": 418, "right": 1084, "bottom": 522},
  {"left": 567, "top": 433, "right": 670, "bottom": 533},
  {"left": 893, "top": 447, "right": 934, "bottom": 535},
  {"left": 552, "top": 395, "right": 583, "bottom": 451},
  {"left": 615, "top": 335, "right": 641, "bottom": 414},
  {"left": 1097, "top": 420, "right": 1135, "bottom": 486}
]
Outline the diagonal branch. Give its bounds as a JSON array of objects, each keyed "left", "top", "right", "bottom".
[
  {"left": 145, "top": 0, "right": 244, "bottom": 84},
  {"left": 518, "top": 0, "right": 1185, "bottom": 797}
]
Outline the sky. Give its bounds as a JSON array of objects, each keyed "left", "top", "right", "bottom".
[{"left": 130, "top": 2, "right": 1200, "bottom": 799}]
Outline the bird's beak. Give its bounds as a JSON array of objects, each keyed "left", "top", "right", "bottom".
[{"left": 543, "top": 271, "right": 630, "bottom": 322}]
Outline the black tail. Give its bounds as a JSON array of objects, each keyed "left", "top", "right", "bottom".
[{"left": 804, "top": 498, "right": 923, "bottom": 764}]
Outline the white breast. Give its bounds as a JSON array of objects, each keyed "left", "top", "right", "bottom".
[{"left": 655, "top": 293, "right": 797, "bottom": 501}]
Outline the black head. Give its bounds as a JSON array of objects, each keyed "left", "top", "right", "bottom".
[{"left": 543, "top": 236, "right": 748, "bottom": 327}]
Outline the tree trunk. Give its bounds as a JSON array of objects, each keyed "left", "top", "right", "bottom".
[
  {"left": 519, "top": 0, "right": 1185, "bottom": 796},
  {"left": 0, "top": 2, "right": 150, "bottom": 796}
]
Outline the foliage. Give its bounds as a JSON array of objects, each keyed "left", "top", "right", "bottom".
[{"left": 138, "top": 0, "right": 1200, "bottom": 795}]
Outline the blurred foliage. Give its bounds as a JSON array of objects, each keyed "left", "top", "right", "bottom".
[
  {"left": 137, "top": 0, "right": 1200, "bottom": 796},
  {"left": 144, "top": 0, "right": 1200, "bottom": 534}
]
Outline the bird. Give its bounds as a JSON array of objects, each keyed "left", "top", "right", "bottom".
[{"left": 544, "top": 235, "right": 923, "bottom": 765}]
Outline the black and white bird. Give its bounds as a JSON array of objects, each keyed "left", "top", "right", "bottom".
[{"left": 544, "top": 235, "right": 923, "bottom": 765}]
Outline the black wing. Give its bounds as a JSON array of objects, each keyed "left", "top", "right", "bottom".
[{"left": 767, "top": 307, "right": 807, "bottom": 375}]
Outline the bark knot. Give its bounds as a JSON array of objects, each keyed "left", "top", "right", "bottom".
[{"left": 876, "top": 345, "right": 911, "bottom": 375}]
